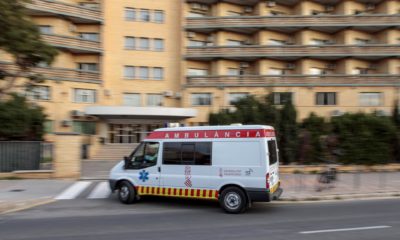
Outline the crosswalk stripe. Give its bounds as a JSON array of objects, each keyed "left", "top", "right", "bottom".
[
  {"left": 55, "top": 181, "right": 92, "bottom": 200},
  {"left": 87, "top": 182, "right": 111, "bottom": 199}
]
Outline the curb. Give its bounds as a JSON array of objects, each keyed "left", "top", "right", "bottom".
[
  {"left": 278, "top": 192, "right": 400, "bottom": 203},
  {"left": 0, "top": 198, "right": 56, "bottom": 215}
]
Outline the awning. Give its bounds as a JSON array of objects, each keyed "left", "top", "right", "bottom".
[{"left": 85, "top": 106, "right": 197, "bottom": 120}]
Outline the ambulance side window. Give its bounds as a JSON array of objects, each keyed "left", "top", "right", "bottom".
[
  {"left": 268, "top": 140, "right": 278, "bottom": 165},
  {"left": 163, "top": 142, "right": 212, "bottom": 165}
]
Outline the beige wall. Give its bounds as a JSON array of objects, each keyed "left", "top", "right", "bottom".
[
  {"left": 295, "top": 30, "right": 333, "bottom": 45},
  {"left": 102, "top": 0, "right": 182, "bottom": 107},
  {"left": 294, "top": 1, "right": 325, "bottom": 15}
]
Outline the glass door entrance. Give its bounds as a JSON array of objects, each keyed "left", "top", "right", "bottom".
[
  {"left": 108, "top": 123, "right": 163, "bottom": 143},
  {"left": 108, "top": 124, "right": 141, "bottom": 143}
]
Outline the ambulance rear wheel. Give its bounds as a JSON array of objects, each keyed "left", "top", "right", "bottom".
[
  {"left": 220, "top": 187, "right": 247, "bottom": 214},
  {"left": 118, "top": 181, "right": 136, "bottom": 204}
]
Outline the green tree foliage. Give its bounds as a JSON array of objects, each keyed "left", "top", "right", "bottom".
[
  {"left": 0, "top": 94, "right": 46, "bottom": 140},
  {"left": 393, "top": 101, "right": 400, "bottom": 129},
  {"left": 0, "top": 0, "right": 57, "bottom": 96},
  {"left": 209, "top": 94, "right": 298, "bottom": 164},
  {"left": 332, "top": 113, "right": 397, "bottom": 165},
  {"left": 278, "top": 102, "right": 298, "bottom": 164},
  {"left": 298, "top": 113, "right": 331, "bottom": 164}
]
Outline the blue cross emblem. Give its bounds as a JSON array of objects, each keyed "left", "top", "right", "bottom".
[{"left": 139, "top": 170, "right": 149, "bottom": 182}]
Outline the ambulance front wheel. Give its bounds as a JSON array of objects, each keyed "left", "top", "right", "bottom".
[
  {"left": 219, "top": 187, "right": 248, "bottom": 214},
  {"left": 118, "top": 181, "right": 136, "bottom": 204}
]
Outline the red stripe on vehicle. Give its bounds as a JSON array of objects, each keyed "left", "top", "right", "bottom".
[{"left": 146, "top": 129, "right": 275, "bottom": 140}]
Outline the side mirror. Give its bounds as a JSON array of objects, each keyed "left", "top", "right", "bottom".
[{"left": 123, "top": 156, "right": 130, "bottom": 169}]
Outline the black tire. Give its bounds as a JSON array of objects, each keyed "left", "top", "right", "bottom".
[
  {"left": 219, "top": 187, "right": 248, "bottom": 214},
  {"left": 118, "top": 181, "right": 136, "bottom": 204}
]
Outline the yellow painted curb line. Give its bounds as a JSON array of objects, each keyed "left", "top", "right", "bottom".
[{"left": 1, "top": 199, "right": 57, "bottom": 215}]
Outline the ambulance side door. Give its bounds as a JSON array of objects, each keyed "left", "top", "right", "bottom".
[{"left": 160, "top": 141, "right": 211, "bottom": 189}]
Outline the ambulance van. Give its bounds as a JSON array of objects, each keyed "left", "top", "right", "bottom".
[{"left": 109, "top": 125, "right": 282, "bottom": 213}]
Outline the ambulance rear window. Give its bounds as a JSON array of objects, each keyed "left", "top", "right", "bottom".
[
  {"left": 268, "top": 140, "right": 278, "bottom": 165},
  {"left": 163, "top": 142, "right": 212, "bottom": 165}
]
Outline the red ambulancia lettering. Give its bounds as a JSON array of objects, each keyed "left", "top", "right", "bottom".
[{"left": 146, "top": 129, "right": 275, "bottom": 140}]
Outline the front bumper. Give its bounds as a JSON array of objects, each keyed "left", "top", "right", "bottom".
[{"left": 109, "top": 179, "right": 117, "bottom": 192}]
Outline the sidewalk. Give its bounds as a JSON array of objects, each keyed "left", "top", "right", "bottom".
[
  {"left": 0, "top": 180, "right": 73, "bottom": 214},
  {"left": 280, "top": 172, "right": 400, "bottom": 201}
]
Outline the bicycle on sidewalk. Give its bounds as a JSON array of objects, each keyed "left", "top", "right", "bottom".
[{"left": 315, "top": 164, "right": 338, "bottom": 192}]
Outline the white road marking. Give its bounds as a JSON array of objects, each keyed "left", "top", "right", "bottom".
[
  {"left": 87, "top": 182, "right": 111, "bottom": 199},
  {"left": 55, "top": 181, "right": 92, "bottom": 200},
  {"left": 300, "top": 225, "right": 391, "bottom": 234}
]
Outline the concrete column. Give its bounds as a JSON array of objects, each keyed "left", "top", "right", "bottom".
[{"left": 53, "top": 133, "right": 83, "bottom": 179}]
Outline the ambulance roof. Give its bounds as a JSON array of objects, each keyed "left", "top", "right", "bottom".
[{"left": 154, "top": 125, "right": 274, "bottom": 132}]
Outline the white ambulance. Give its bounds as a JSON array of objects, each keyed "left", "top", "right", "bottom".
[{"left": 109, "top": 125, "right": 282, "bottom": 213}]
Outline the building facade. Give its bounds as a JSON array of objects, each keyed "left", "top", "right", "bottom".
[{"left": 0, "top": 0, "right": 399, "bottom": 145}]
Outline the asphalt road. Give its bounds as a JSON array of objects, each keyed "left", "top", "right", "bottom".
[{"left": 0, "top": 196, "right": 399, "bottom": 240}]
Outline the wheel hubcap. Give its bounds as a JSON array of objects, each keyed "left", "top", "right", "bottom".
[
  {"left": 225, "top": 192, "right": 241, "bottom": 210},
  {"left": 120, "top": 186, "right": 129, "bottom": 199}
]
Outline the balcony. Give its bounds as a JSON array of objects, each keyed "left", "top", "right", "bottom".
[
  {"left": 42, "top": 34, "right": 102, "bottom": 54},
  {"left": 26, "top": 0, "right": 102, "bottom": 24},
  {"left": 185, "top": 44, "right": 400, "bottom": 60},
  {"left": 186, "top": 15, "right": 400, "bottom": 33},
  {"left": 185, "top": 74, "right": 400, "bottom": 87},
  {"left": 0, "top": 62, "right": 101, "bottom": 84}
]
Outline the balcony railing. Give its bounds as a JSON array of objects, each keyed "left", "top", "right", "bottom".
[
  {"left": 185, "top": 44, "right": 400, "bottom": 59},
  {"left": 0, "top": 62, "right": 101, "bottom": 83},
  {"left": 26, "top": 0, "right": 102, "bottom": 23},
  {"left": 42, "top": 34, "right": 102, "bottom": 54},
  {"left": 186, "top": 74, "right": 400, "bottom": 87},
  {"left": 186, "top": 15, "right": 400, "bottom": 30}
]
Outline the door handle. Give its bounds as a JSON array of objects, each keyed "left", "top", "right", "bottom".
[{"left": 158, "top": 166, "right": 161, "bottom": 172}]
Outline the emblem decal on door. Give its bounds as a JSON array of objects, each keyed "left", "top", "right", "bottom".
[
  {"left": 139, "top": 170, "right": 149, "bottom": 182},
  {"left": 184, "top": 166, "right": 192, "bottom": 187}
]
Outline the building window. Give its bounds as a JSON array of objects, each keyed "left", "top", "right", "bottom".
[
  {"left": 79, "top": 33, "right": 99, "bottom": 41},
  {"left": 192, "top": 93, "right": 212, "bottom": 106},
  {"left": 188, "top": 40, "right": 206, "bottom": 47},
  {"left": 139, "top": 37, "right": 150, "bottom": 50},
  {"left": 226, "top": 39, "right": 242, "bottom": 46},
  {"left": 74, "top": 89, "right": 96, "bottom": 103},
  {"left": 125, "top": 8, "right": 136, "bottom": 21},
  {"left": 124, "top": 66, "right": 135, "bottom": 79},
  {"left": 125, "top": 37, "right": 136, "bottom": 49},
  {"left": 139, "top": 67, "right": 149, "bottom": 79},
  {"left": 273, "top": 92, "right": 293, "bottom": 105},
  {"left": 140, "top": 9, "right": 151, "bottom": 22},
  {"left": 44, "top": 120, "right": 54, "bottom": 134},
  {"left": 268, "top": 39, "right": 286, "bottom": 46},
  {"left": 227, "top": 11, "right": 242, "bottom": 16},
  {"left": 154, "top": 10, "right": 164, "bottom": 23},
  {"left": 78, "top": 2, "right": 99, "bottom": 9},
  {"left": 187, "top": 68, "right": 208, "bottom": 76},
  {"left": 316, "top": 92, "right": 336, "bottom": 105},
  {"left": 309, "top": 67, "right": 325, "bottom": 75},
  {"left": 227, "top": 68, "right": 240, "bottom": 75},
  {"left": 188, "top": 12, "right": 206, "bottom": 17},
  {"left": 73, "top": 121, "right": 96, "bottom": 135},
  {"left": 123, "top": 93, "right": 141, "bottom": 107},
  {"left": 147, "top": 94, "right": 163, "bottom": 106},
  {"left": 359, "top": 92, "right": 382, "bottom": 106},
  {"left": 27, "top": 86, "right": 51, "bottom": 101},
  {"left": 153, "top": 67, "right": 164, "bottom": 80},
  {"left": 352, "top": 68, "right": 369, "bottom": 75},
  {"left": 268, "top": 68, "right": 284, "bottom": 75},
  {"left": 354, "top": 38, "right": 371, "bottom": 45},
  {"left": 154, "top": 38, "right": 164, "bottom": 51},
  {"left": 310, "top": 39, "right": 328, "bottom": 45},
  {"left": 38, "top": 25, "right": 53, "bottom": 34},
  {"left": 78, "top": 63, "right": 98, "bottom": 71},
  {"left": 228, "top": 93, "right": 249, "bottom": 105}
]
